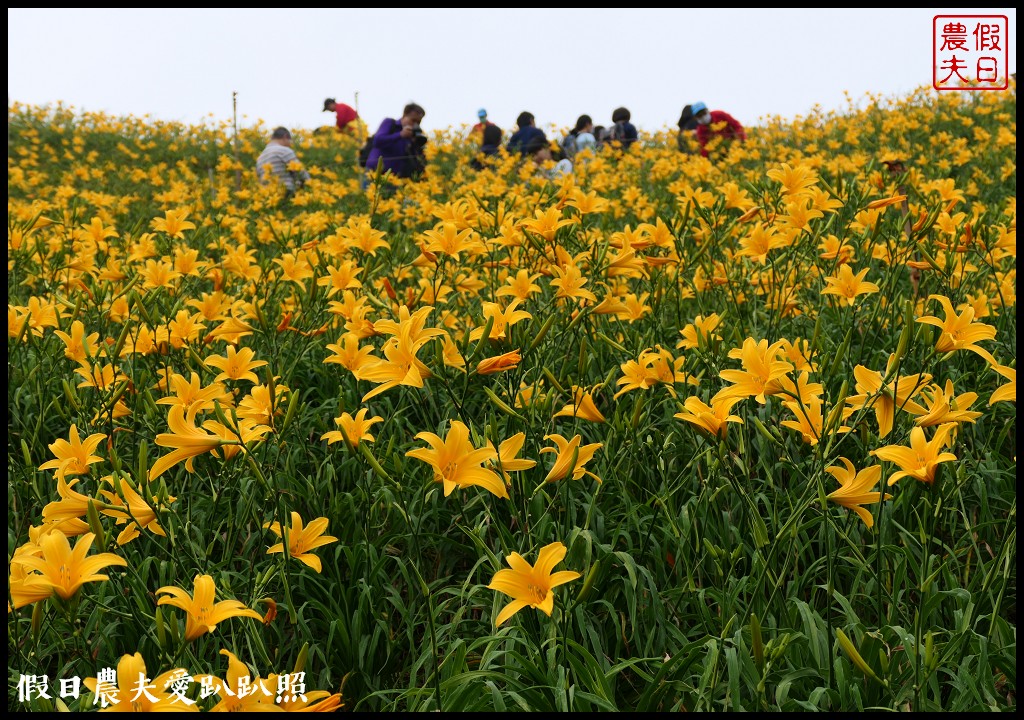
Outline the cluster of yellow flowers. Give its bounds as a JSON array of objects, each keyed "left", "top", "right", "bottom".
[{"left": 6, "top": 83, "right": 1016, "bottom": 704}]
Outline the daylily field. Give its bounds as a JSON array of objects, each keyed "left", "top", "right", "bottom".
[{"left": 6, "top": 84, "right": 1016, "bottom": 711}]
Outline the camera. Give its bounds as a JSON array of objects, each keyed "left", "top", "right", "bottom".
[{"left": 410, "top": 124, "right": 427, "bottom": 148}]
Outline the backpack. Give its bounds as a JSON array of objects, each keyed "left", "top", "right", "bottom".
[
  {"left": 609, "top": 121, "right": 637, "bottom": 150},
  {"left": 560, "top": 133, "right": 578, "bottom": 159},
  {"left": 357, "top": 137, "right": 373, "bottom": 168}
]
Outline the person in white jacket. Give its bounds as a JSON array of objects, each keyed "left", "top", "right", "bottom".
[{"left": 526, "top": 135, "right": 572, "bottom": 180}]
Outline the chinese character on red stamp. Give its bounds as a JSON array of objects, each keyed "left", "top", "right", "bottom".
[{"left": 934, "top": 15, "right": 1009, "bottom": 90}]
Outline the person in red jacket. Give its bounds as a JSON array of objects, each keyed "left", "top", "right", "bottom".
[
  {"left": 691, "top": 101, "right": 746, "bottom": 158},
  {"left": 323, "top": 98, "right": 360, "bottom": 134}
]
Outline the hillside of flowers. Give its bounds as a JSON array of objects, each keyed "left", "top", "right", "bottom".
[{"left": 7, "top": 84, "right": 1016, "bottom": 712}]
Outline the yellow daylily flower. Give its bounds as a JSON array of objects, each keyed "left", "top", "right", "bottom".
[
  {"left": 843, "top": 359, "right": 930, "bottom": 438},
  {"left": 495, "top": 269, "right": 543, "bottom": 301},
  {"left": 674, "top": 393, "right": 743, "bottom": 440},
  {"left": 322, "top": 408, "right": 384, "bottom": 448},
  {"left": 11, "top": 531, "right": 126, "bottom": 601},
  {"left": 476, "top": 349, "right": 522, "bottom": 375},
  {"left": 717, "top": 338, "right": 793, "bottom": 404},
  {"left": 469, "top": 299, "right": 531, "bottom": 342},
  {"left": 149, "top": 208, "right": 196, "bottom": 239},
  {"left": 825, "top": 458, "right": 891, "bottom": 528},
  {"left": 52, "top": 320, "right": 100, "bottom": 364},
  {"left": 487, "top": 542, "right": 580, "bottom": 627},
  {"left": 194, "top": 649, "right": 280, "bottom": 712},
  {"left": 205, "top": 345, "right": 269, "bottom": 383},
  {"left": 541, "top": 433, "right": 602, "bottom": 483},
  {"left": 323, "top": 334, "right": 379, "bottom": 378},
  {"left": 820, "top": 264, "right": 880, "bottom": 306},
  {"left": 155, "top": 371, "right": 228, "bottom": 414},
  {"left": 989, "top": 364, "right": 1015, "bottom": 405},
  {"left": 676, "top": 313, "right": 722, "bottom": 351},
  {"left": 156, "top": 574, "right": 262, "bottom": 642},
  {"left": 871, "top": 423, "right": 958, "bottom": 486},
  {"left": 148, "top": 405, "right": 224, "bottom": 481},
  {"left": 486, "top": 432, "right": 537, "bottom": 483},
  {"left": 265, "top": 512, "right": 338, "bottom": 573},
  {"left": 41, "top": 476, "right": 96, "bottom": 531},
  {"left": 908, "top": 380, "right": 982, "bottom": 427},
  {"left": 9, "top": 544, "right": 54, "bottom": 610},
  {"left": 406, "top": 420, "right": 506, "bottom": 498},
  {"left": 38, "top": 424, "right": 107, "bottom": 481},
  {"left": 98, "top": 475, "right": 172, "bottom": 545},
  {"left": 917, "top": 294, "right": 998, "bottom": 364},
  {"left": 553, "top": 386, "right": 606, "bottom": 423}
]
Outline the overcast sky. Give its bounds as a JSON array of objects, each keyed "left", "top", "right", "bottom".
[{"left": 7, "top": 8, "right": 1018, "bottom": 136}]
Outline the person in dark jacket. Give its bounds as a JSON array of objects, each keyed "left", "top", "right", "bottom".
[
  {"left": 364, "top": 102, "right": 427, "bottom": 181},
  {"left": 678, "top": 104, "right": 699, "bottom": 131},
  {"left": 608, "top": 107, "right": 638, "bottom": 150},
  {"left": 677, "top": 104, "right": 699, "bottom": 152},
  {"left": 507, "top": 111, "right": 546, "bottom": 156},
  {"left": 473, "top": 123, "right": 504, "bottom": 170}
]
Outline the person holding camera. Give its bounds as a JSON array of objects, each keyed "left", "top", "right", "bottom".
[{"left": 363, "top": 102, "right": 428, "bottom": 188}]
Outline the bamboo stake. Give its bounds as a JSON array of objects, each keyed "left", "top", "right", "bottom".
[{"left": 232, "top": 91, "right": 241, "bottom": 192}]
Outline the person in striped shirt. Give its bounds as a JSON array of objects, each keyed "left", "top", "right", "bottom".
[{"left": 255, "top": 127, "right": 311, "bottom": 194}]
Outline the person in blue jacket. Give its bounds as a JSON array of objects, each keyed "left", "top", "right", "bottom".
[{"left": 507, "top": 111, "right": 546, "bottom": 156}]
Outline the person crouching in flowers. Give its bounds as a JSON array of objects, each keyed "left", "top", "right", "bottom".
[
  {"left": 525, "top": 135, "right": 572, "bottom": 181},
  {"left": 255, "top": 127, "right": 311, "bottom": 197},
  {"left": 691, "top": 101, "right": 746, "bottom": 159}
]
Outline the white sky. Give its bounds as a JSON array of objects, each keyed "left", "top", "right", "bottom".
[{"left": 7, "top": 8, "right": 1018, "bottom": 136}]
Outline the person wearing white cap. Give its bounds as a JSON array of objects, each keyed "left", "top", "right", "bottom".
[{"left": 690, "top": 101, "right": 746, "bottom": 159}]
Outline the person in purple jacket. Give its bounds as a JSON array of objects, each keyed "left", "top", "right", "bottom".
[{"left": 364, "top": 103, "right": 427, "bottom": 186}]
